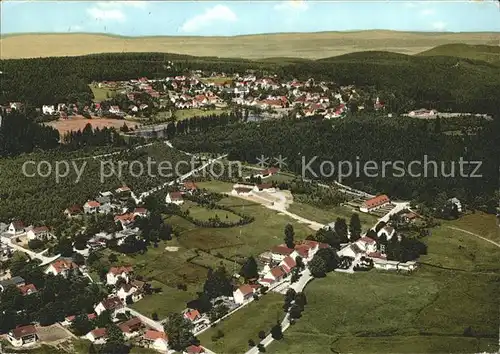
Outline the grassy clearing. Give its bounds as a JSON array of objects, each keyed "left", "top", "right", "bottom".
[
  {"left": 197, "top": 180, "right": 234, "bottom": 193},
  {"left": 288, "top": 202, "right": 378, "bottom": 229},
  {"left": 199, "top": 76, "right": 233, "bottom": 85},
  {"left": 270, "top": 223, "right": 500, "bottom": 353},
  {"left": 199, "top": 293, "right": 284, "bottom": 353},
  {"left": 181, "top": 200, "right": 242, "bottom": 223},
  {"left": 178, "top": 196, "right": 313, "bottom": 263},
  {"left": 89, "top": 84, "right": 117, "bottom": 102},
  {"left": 130, "top": 280, "right": 196, "bottom": 319},
  {"left": 445, "top": 212, "right": 500, "bottom": 244},
  {"left": 174, "top": 108, "right": 230, "bottom": 121}
]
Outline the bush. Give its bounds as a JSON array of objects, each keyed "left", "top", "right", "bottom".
[
  {"left": 28, "top": 239, "right": 45, "bottom": 251},
  {"left": 257, "top": 344, "right": 266, "bottom": 353},
  {"left": 258, "top": 330, "right": 266, "bottom": 339},
  {"left": 248, "top": 339, "right": 256, "bottom": 347}
]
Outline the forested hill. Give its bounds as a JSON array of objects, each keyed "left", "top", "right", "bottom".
[
  {"left": 1, "top": 49, "right": 500, "bottom": 114},
  {"left": 171, "top": 116, "right": 500, "bottom": 212},
  {"left": 417, "top": 44, "right": 500, "bottom": 65}
]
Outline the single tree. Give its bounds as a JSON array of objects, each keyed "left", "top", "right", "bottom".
[
  {"left": 308, "top": 254, "right": 328, "bottom": 277},
  {"left": 271, "top": 322, "right": 283, "bottom": 340},
  {"left": 284, "top": 224, "right": 295, "bottom": 248},
  {"left": 334, "top": 218, "right": 349, "bottom": 243},
  {"left": 163, "top": 312, "right": 195, "bottom": 351},
  {"left": 349, "top": 214, "right": 362, "bottom": 241},
  {"left": 239, "top": 256, "right": 259, "bottom": 280}
]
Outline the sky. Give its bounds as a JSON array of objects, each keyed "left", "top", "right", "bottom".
[{"left": 2, "top": 1, "right": 500, "bottom": 36}]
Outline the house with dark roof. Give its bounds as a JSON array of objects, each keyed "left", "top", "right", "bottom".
[
  {"left": 7, "top": 221, "right": 25, "bottom": 235},
  {"left": 0, "top": 276, "right": 25, "bottom": 292},
  {"left": 94, "top": 296, "right": 124, "bottom": 316},
  {"left": 118, "top": 317, "right": 143, "bottom": 339}
]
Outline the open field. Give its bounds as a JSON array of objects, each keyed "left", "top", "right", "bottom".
[
  {"left": 44, "top": 117, "right": 138, "bottom": 135},
  {"left": 181, "top": 200, "right": 242, "bottom": 223},
  {"left": 445, "top": 212, "right": 500, "bottom": 244},
  {"left": 174, "top": 108, "right": 230, "bottom": 121},
  {"left": 199, "top": 76, "right": 233, "bottom": 85},
  {"left": 177, "top": 196, "right": 313, "bottom": 262},
  {"left": 197, "top": 180, "right": 234, "bottom": 193},
  {"left": 199, "top": 293, "right": 284, "bottom": 353},
  {"left": 270, "top": 223, "right": 500, "bottom": 353},
  {"left": 288, "top": 202, "right": 378, "bottom": 230},
  {"left": 89, "top": 84, "right": 118, "bottom": 102},
  {"left": 2, "top": 32, "right": 499, "bottom": 60}
]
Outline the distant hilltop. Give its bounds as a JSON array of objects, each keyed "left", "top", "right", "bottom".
[{"left": 1, "top": 30, "right": 499, "bottom": 60}]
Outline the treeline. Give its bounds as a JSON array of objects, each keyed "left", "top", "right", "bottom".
[
  {"left": 171, "top": 116, "right": 500, "bottom": 211},
  {"left": 62, "top": 123, "right": 127, "bottom": 150},
  {"left": 0, "top": 111, "right": 59, "bottom": 156}
]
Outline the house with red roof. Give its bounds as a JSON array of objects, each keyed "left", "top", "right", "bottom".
[
  {"left": 118, "top": 317, "right": 143, "bottom": 339},
  {"left": 182, "top": 181, "right": 198, "bottom": 193},
  {"left": 360, "top": 195, "right": 390, "bottom": 213},
  {"left": 117, "top": 283, "right": 143, "bottom": 303},
  {"left": 143, "top": 330, "right": 168, "bottom": 352},
  {"left": 262, "top": 167, "right": 279, "bottom": 177},
  {"left": 233, "top": 284, "right": 255, "bottom": 304},
  {"left": 63, "top": 313, "right": 96, "bottom": 326},
  {"left": 18, "top": 284, "right": 37, "bottom": 296},
  {"left": 133, "top": 208, "right": 148, "bottom": 218},
  {"left": 44, "top": 259, "right": 78, "bottom": 278},
  {"left": 165, "top": 192, "right": 184, "bottom": 205},
  {"left": 355, "top": 237, "right": 377, "bottom": 253},
  {"left": 270, "top": 244, "right": 294, "bottom": 262},
  {"left": 83, "top": 200, "right": 101, "bottom": 214},
  {"left": 279, "top": 256, "right": 297, "bottom": 274},
  {"left": 64, "top": 205, "right": 83, "bottom": 218},
  {"left": 260, "top": 266, "right": 286, "bottom": 286},
  {"left": 85, "top": 327, "right": 107, "bottom": 343},
  {"left": 106, "top": 266, "right": 133, "bottom": 285},
  {"left": 183, "top": 309, "right": 202, "bottom": 323},
  {"left": 186, "top": 345, "right": 205, "bottom": 354},
  {"left": 7, "top": 325, "right": 38, "bottom": 347}
]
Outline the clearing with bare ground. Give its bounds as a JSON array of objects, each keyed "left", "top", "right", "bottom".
[
  {"left": 45, "top": 117, "right": 139, "bottom": 135},
  {"left": 1, "top": 31, "right": 499, "bottom": 60}
]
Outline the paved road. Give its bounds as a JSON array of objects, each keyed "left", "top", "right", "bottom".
[
  {"left": 377, "top": 202, "right": 410, "bottom": 224},
  {"left": 3, "top": 239, "right": 60, "bottom": 266},
  {"left": 244, "top": 269, "right": 313, "bottom": 354},
  {"left": 135, "top": 153, "right": 228, "bottom": 203}
]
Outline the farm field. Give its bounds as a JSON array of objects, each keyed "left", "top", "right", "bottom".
[
  {"left": 2, "top": 32, "right": 498, "bottom": 60},
  {"left": 197, "top": 180, "right": 234, "bottom": 193},
  {"left": 269, "top": 223, "right": 500, "bottom": 354},
  {"left": 174, "top": 108, "right": 230, "bottom": 121},
  {"left": 45, "top": 117, "right": 138, "bottom": 135},
  {"left": 199, "top": 76, "right": 233, "bottom": 85},
  {"left": 181, "top": 200, "right": 242, "bottom": 223},
  {"left": 288, "top": 202, "right": 378, "bottom": 230},
  {"left": 199, "top": 293, "right": 284, "bottom": 353}
]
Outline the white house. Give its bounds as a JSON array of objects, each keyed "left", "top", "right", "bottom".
[
  {"left": 143, "top": 330, "right": 169, "bottom": 352},
  {"left": 94, "top": 296, "right": 124, "bottom": 316},
  {"left": 449, "top": 197, "right": 463, "bottom": 213},
  {"left": 260, "top": 266, "right": 286, "bottom": 286},
  {"left": 233, "top": 284, "right": 255, "bottom": 304},
  {"left": 231, "top": 187, "right": 253, "bottom": 197},
  {"left": 165, "top": 192, "right": 184, "bottom": 205},
  {"left": 106, "top": 266, "right": 133, "bottom": 285},
  {"left": 373, "top": 259, "right": 400, "bottom": 271},
  {"left": 7, "top": 325, "right": 38, "bottom": 347},
  {"left": 118, "top": 317, "right": 143, "bottom": 339},
  {"left": 85, "top": 328, "right": 107, "bottom": 343},
  {"left": 117, "top": 283, "right": 143, "bottom": 303},
  {"left": 83, "top": 201, "right": 100, "bottom": 214},
  {"left": 7, "top": 221, "right": 25, "bottom": 235},
  {"left": 355, "top": 237, "right": 378, "bottom": 253},
  {"left": 44, "top": 259, "right": 78, "bottom": 278},
  {"left": 109, "top": 106, "right": 121, "bottom": 114},
  {"left": 377, "top": 226, "right": 395, "bottom": 240},
  {"left": 42, "top": 105, "right": 55, "bottom": 115},
  {"left": 337, "top": 243, "right": 364, "bottom": 259},
  {"left": 26, "top": 226, "right": 51, "bottom": 241}
]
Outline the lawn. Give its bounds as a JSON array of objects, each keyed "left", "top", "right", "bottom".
[
  {"left": 181, "top": 200, "right": 242, "bottom": 223},
  {"left": 178, "top": 196, "right": 313, "bottom": 263},
  {"left": 174, "top": 108, "right": 230, "bottom": 121},
  {"left": 197, "top": 180, "right": 234, "bottom": 193},
  {"left": 269, "top": 223, "right": 500, "bottom": 354},
  {"left": 89, "top": 84, "right": 117, "bottom": 102},
  {"left": 199, "top": 293, "right": 284, "bottom": 353},
  {"left": 445, "top": 212, "right": 500, "bottom": 244},
  {"left": 288, "top": 202, "right": 378, "bottom": 230},
  {"left": 130, "top": 280, "right": 196, "bottom": 319}
]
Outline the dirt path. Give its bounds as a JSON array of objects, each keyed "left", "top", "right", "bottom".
[{"left": 447, "top": 226, "right": 500, "bottom": 249}]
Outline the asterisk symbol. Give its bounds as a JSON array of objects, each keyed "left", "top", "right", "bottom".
[
  {"left": 274, "top": 155, "right": 288, "bottom": 169},
  {"left": 256, "top": 155, "right": 270, "bottom": 168}
]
